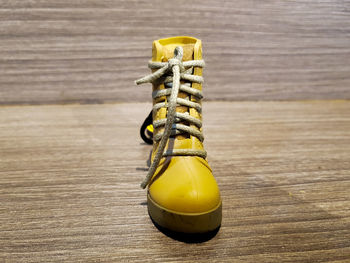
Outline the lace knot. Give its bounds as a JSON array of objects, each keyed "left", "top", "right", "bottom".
[{"left": 168, "top": 58, "right": 180, "bottom": 67}]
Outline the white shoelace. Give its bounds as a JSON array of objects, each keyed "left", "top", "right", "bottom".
[{"left": 135, "top": 46, "right": 206, "bottom": 189}]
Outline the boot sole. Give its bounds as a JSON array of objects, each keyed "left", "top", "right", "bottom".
[{"left": 147, "top": 193, "right": 222, "bottom": 234}]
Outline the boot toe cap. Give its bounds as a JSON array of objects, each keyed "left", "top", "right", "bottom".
[{"left": 148, "top": 156, "right": 221, "bottom": 214}]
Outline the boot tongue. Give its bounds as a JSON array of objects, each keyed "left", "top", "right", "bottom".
[{"left": 162, "top": 44, "right": 194, "bottom": 140}]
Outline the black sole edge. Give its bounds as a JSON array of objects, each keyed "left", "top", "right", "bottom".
[{"left": 149, "top": 215, "right": 221, "bottom": 243}]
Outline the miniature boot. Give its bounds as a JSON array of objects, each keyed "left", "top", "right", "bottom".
[{"left": 136, "top": 36, "right": 222, "bottom": 234}]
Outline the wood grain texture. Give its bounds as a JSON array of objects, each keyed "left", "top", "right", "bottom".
[
  {"left": 0, "top": 101, "right": 349, "bottom": 262},
  {"left": 0, "top": 0, "right": 350, "bottom": 105}
]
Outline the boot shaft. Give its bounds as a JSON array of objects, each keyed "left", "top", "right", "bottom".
[{"left": 151, "top": 36, "right": 205, "bottom": 155}]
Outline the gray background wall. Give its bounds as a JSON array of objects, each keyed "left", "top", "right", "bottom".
[{"left": 1, "top": 0, "right": 349, "bottom": 104}]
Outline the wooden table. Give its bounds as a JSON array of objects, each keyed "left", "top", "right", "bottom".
[{"left": 1, "top": 101, "right": 349, "bottom": 262}]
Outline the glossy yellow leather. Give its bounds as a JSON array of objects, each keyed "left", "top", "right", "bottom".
[{"left": 148, "top": 36, "right": 222, "bottom": 218}]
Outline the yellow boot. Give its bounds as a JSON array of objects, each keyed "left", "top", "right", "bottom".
[{"left": 136, "top": 36, "right": 222, "bottom": 234}]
